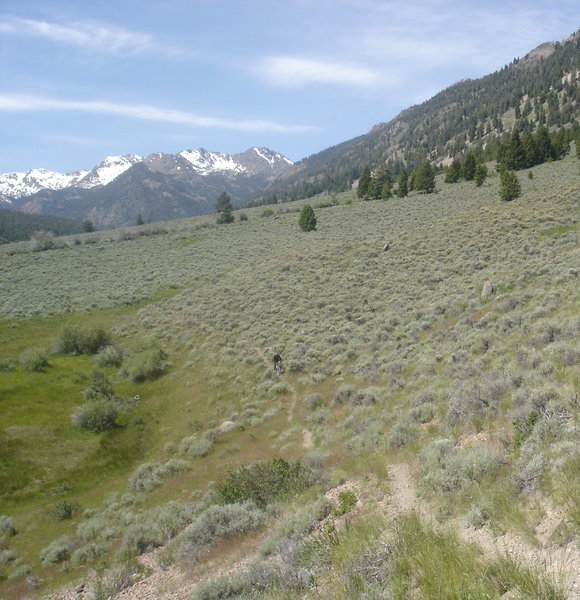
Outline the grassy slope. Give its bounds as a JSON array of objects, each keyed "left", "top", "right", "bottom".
[{"left": 0, "top": 156, "right": 578, "bottom": 598}]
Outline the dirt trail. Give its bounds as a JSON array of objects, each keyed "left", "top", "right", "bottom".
[{"left": 384, "top": 462, "right": 580, "bottom": 599}]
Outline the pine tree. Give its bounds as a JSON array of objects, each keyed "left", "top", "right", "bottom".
[
  {"left": 413, "top": 161, "right": 435, "bottom": 194},
  {"left": 82, "top": 219, "right": 95, "bottom": 233},
  {"left": 370, "top": 164, "right": 392, "bottom": 199},
  {"left": 215, "top": 192, "right": 235, "bottom": 224},
  {"left": 462, "top": 152, "right": 477, "bottom": 181},
  {"left": 445, "top": 159, "right": 462, "bottom": 183},
  {"left": 504, "top": 129, "right": 526, "bottom": 170},
  {"left": 397, "top": 168, "right": 408, "bottom": 197},
  {"left": 499, "top": 169, "right": 521, "bottom": 202},
  {"left": 136, "top": 213, "right": 144, "bottom": 226},
  {"left": 298, "top": 204, "right": 317, "bottom": 231},
  {"left": 357, "top": 166, "right": 372, "bottom": 199},
  {"left": 474, "top": 164, "right": 488, "bottom": 187}
]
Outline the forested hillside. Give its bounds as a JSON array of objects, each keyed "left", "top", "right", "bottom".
[
  {"left": 0, "top": 208, "right": 87, "bottom": 244},
  {"left": 256, "top": 30, "right": 579, "bottom": 202}
]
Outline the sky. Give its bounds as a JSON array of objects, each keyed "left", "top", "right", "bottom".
[{"left": 1, "top": 0, "right": 578, "bottom": 174}]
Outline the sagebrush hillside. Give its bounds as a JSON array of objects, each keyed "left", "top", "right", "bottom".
[{"left": 0, "top": 154, "right": 578, "bottom": 599}]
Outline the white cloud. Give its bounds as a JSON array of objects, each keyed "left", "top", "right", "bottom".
[
  {"left": 0, "top": 16, "right": 185, "bottom": 58},
  {"left": 0, "top": 94, "right": 315, "bottom": 133},
  {"left": 255, "top": 56, "right": 380, "bottom": 87}
]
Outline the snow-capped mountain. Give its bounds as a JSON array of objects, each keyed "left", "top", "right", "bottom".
[
  {"left": 0, "top": 168, "right": 89, "bottom": 201},
  {"left": 4, "top": 147, "right": 294, "bottom": 227},
  {"left": 0, "top": 148, "right": 292, "bottom": 205},
  {"left": 177, "top": 147, "right": 293, "bottom": 176},
  {"left": 0, "top": 154, "right": 142, "bottom": 203},
  {"left": 75, "top": 154, "right": 143, "bottom": 189}
]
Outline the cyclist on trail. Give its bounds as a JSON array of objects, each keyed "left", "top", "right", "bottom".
[{"left": 273, "top": 352, "right": 283, "bottom": 374}]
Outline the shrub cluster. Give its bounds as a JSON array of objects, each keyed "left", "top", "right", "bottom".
[
  {"left": 214, "top": 458, "right": 311, "bottom": 508},
  {"left": 55, "top": 324, "right": 111, "bottom": 355}
]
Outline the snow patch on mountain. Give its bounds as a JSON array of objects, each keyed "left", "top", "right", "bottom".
[
  {"left": 252, "top": 147, "right": 293, "bottom": 166},
  {"left": 76, "top": 154, "right": 142, "bottom": 188},
  {"left": 178, "top": 149, "right": 247, "bottom": 175}
]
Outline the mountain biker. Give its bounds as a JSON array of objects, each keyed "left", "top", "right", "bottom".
[{"left": 273, "top": 353, "right": 283, "bottom": 373}]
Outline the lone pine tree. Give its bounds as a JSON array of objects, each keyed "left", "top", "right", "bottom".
[
  {"left": 298, "top": 204, "right": 317, "bottom": 231},
  {"left": 215, "top": 192, "right": 235, "bottom": 224}
]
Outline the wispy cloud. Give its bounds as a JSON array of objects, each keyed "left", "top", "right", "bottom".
[
  {"left": 0, "top": 16, "right": 185, "bottom": 58},
  {"left": 0, "top": 94, "right": 315, "bottom": 133},
  {"left": 255, "top": 56, "right": 380, "bottom": 87}
]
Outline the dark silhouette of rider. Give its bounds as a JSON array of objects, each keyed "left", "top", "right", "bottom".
[{"left": 273, "top": 353, "right": 282, "bottom": 371}]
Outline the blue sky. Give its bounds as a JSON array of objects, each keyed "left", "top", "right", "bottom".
[{"left": 1, "top": 0, "right": 578, "bottom": 173}]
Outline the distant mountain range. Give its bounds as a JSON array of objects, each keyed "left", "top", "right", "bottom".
[
  {"left": 0, "top": 148, "right": 293, "bottom": 227},
  {"left": 1, "top": 30, "right": 578, "bottom": 229}
]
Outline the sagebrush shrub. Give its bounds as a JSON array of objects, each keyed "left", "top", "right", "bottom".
[
  {"left": 123, "top": 344, "right": 167, "bottom": 382},
  {"left": 179, "top": 501, "right": 265, "bottom": 559},
  {"left": 180, "top": 436, "right": 214, "bottom": 458},
  {"left": 95, "top": 344, "right": 123, "bottom": 367},
  {"left": 39, "top": 535, "right": 78, "bottom": 566},
  {"left": 419, "top": 439, "right": 507, "bottom": 493},
  {"left": 0, "top": 515, "right": 16, "bottom": 537},
  {"left": 19, "top": 347, "right": 48, "bottom": 372}
]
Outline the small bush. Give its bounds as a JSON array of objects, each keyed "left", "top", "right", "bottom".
[
  {"left": 72, "top": 399, "right": 120, "bottom": 433},
  {"left": 93, "top": 561, "right": 143, "bottom": 600},
  {"left": 123, "top": 344, "right": 167, "bottom": 382},
  {"left": 180, "top": 436, "right": 214, "bottom": 458},
  {"left": 82, "top": 370, "right": 116, "bottom": 402},
  {"left": 0, "top": 515, "right": 16, "bottom": 537},
  {"left": 303, "top": 393, "right": 322, "bottom": 410},
  {"left": 56, "top": 324, "right": 111, "bottom": 355},
  {"left": 179, "top": 501, "right": 265, "bottom": 559},
  {"left": 190, "top": 570, "right": 252, "bottom": 600},
  {"left": 420, "top": 439, "right": 507, "bottom": 493},
  {"left": 95, "top": 344, "right": 123, "bottom": 367},
  {"left": 333, "top": 384, "right": 355, "bottom": 404},
  {"left": 260, "top": 496, "right": 330, "bottom": 557},
  {"left": 39, "top": 535, "right": 78, "bottom": 566},
  {"left": 334, "top": 490, "right": 358, "bottom": 516},
  {"left": 50, "top": 500, "right": 82, "bottom": 521},
  {"left": 19, "top": 347, "right": 49, "bottom": 372},
  {"left": 214, "top": 458, "right": 311, "bottom": 507},
  {"left": 128, "top": 459, "right": 190, "bottom": 492},
  {"left": 350, "top": 387, "right": 384, "bottom": 407}
]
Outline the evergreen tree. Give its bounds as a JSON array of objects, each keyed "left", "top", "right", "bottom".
[
  {"left": 474, "top": 164, "right": 488, "bottom": 187},
  {"left": 522, "top": 132, "right": 541, "bottom": 167},
  {"left": 215, "top": 192, "right": 235, "bottom": 224},
  {"left": 462, "top": 152, "right": 477, "bottom": 181},
  {"left": 413, "top": 161, "right": 436, "bottom": 194},
  {"left": 298, "top": 204, "right": 317, "bottom": 231},
  {"left": 357, "top": 166, "right": 372, "bottom": 199},
  {"left": 136, "top": 213, "right": 144, "bottom": 226},
  {"left": 504, "top": 129, "right": 526, "bottom": 170},
  {"left": 445, "top": 158, "right": 462, "bottom": 183},
  {"left": 535, "top": 126, "right": 556, "bottom": 162},
  {"left": 370, "top": 164, "right": 392, "bottom": 199},
  {"left": 499, "top": 169, "right": 521, "bottom": 202},
  {"left": 82, "top": 219, "right": 95, "bottom": 233},
  {"left": 397, "top": 167, "right": 408, "bottom": 197}
]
